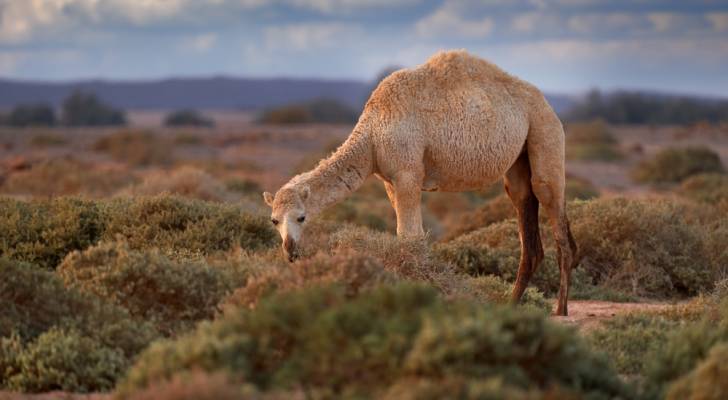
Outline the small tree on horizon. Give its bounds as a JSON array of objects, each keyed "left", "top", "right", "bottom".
[
  {"left": 3, "top": 103, "right": 56, "bottom": 127},
  {"left": 62, "top": 90, "right": 126, "bottom": 127}
]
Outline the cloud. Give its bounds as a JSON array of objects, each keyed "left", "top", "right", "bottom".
[
  {"left": 568, "top": 13, "right": 642, "bottom": 34},
  {"left": 415, "top": 5, "right": 494, "bottom": 38},
  {"left": 182, "top": 33, "right": 218, "bottom": 52},
  {"left": 706, "top": 12, "right": 728, "bottom": 32},
  {"left": 264, "top": 22, "right": 360, "bottom": 51},
  {"left": 289, "top": 0, "right": 421, "bottom": 14}
]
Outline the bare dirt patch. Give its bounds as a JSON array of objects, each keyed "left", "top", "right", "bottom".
[{"left": 553, "top": 300, "right": 673, "bottom": 331}]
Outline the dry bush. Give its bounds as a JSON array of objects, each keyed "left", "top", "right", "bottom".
[
  {"left": 93, "top": 129, "right": 171, "bottom": 166},
  {"left": 439, "top": 197, "right": 718, "bottom": 299},
  {"left": 122, "top": 166, "right": 231, "bottom": 202},
  {"left": 632, "top": 146, "right": 725, "bottom": 184},
  {"left": 119, "top": 284, "right": 630, "bottom": 399},
  {"left": 0, "top": 157, "right": 135, "bottom": 197},
  {"left": 565, "top": 120, "right": 623, "bottom": 161},
  {"left": 565, "top": 175, "right": 599, "bottom": 200},
  {"left": 667, "top": 343, "right": 728, "bottom": 400},
  {"left": 0, "top": 258, "right": 157, "bottom": 356},
  {"left": 59, "top": 242, "right": 233, "bottom": 335},
  {"left": 123, "top": 371, "right": 253, "bottom": 400},
  {"left": 224, "top": 251, "right": 398, "bottom": 309},
  {"left": 678, "top": 173, "right": 728, "bottom": 208},
  {"left": 570, "top": 197, "right": 715, "bottom": 298},
  {"left": 28, "top": 132, "right": 67, "bottom": 147}
]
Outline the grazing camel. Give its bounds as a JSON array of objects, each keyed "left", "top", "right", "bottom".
[{"left": 263, "top": 50, "right": 578, "bottom": 315}]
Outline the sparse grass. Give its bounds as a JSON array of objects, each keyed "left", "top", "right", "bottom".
[
  {"left": 93, "top": 129, "right": 171, "bottom": 166},
  {"left": 29, "top": 132, "right": 67, "bottom": 147},
  {"left": 565, "top": 120, "right": 623, "bottom": 161},
  {"left": 632, "top": 146, "right": 725, "bottom": 184},
  {"left": 121, "top": 166, "right": 231, "bottom": 202}
]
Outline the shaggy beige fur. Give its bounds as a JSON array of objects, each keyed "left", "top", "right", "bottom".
[{"left": 264, "top": 50, "right": 577, "bottom": 315}]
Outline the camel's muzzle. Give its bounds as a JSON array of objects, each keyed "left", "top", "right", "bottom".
[{"left": 283, "top": 236, "right": 298, "bottom": 262}]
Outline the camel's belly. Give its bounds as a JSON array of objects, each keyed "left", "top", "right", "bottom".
[{"left": 421, "top": 99, "right": 529, "bottom": 192}]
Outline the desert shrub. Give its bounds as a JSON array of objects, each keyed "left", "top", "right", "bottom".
[
  {"left": 123, "top": 166, "right": 230, "bottom": 202},
  {"left": 258, "top": 98, "right": 357, "bottom": 124},
  {"left": 4, "top": 103, "right": 55, "bottom": 127},
  {"left": 589, "top": 313, "right": 680, "bottom": 377},
  {"left": 678, "top": 173, "right": 728, "bottom": 206},
  {"left": 93, "top": 129, "right": 171, "bottom": 166},
  {"left": 225, "top": 178, "right": 262, "bottom": 194},
  {"left": 570, "top": 197, "right": 714, "bottom": 298},
  {"left": 0, "top": 258, "right": 157, "bottom": 355},
  {"left": 119, "top": 284, "right": 629, "bottom": 399},
  {"left": 62, "top": 90, "right": 125, "bottom": 126},
  {"left": 666, "top": 343, "right": 728, "bottom": 400},
  {"left": 645, "top": 300, "right": 728, "bottom": 396},
  {"left": 101, "top": 195, "right": 276, "bottom": 254},
  {"left": 442, "top": 194, "right": 515, "bottom": 241},
  {"left": 439, "top": 197, "right": 715, "bottom": 299},
  {"left": 566, "top": 175, "right": 600, "bottom": 200},
  {"left": 0, "top": 157, "right": 135, "bottom": 197},
  {"left": 0, "top": 195, "right": 274, "bottom": 269},
  {"left": 164, "top": 109, "right": 214, "bottom": 127},
  {"left": 123, "top": 371, "right": 252, "bottom": 400},
  {"left": 28, "top": 132, "right": 67, "bottom": 147},
  {"left": 328, "top": 226, "right": 465, "bottom": 296},
  {"left": 465, "top": 275, "right": 550, "bottom": 313},
  {"left": 0, "top": 197, "right": 102, "bottom": 269},
  {"left": 565, "top": 120, "right": 622, "bottom": 161},
  {"left": 632, "top": 146, "right": 725, "bottom": 184},
  {"left": 59, "top": 242, "right": 232, "bottom": 335},
  {"left": 224, "top": 251, "right": 397, "bottom": 309},
  {"left": 1, "top": 328, "right": 126, "bottom": 392}
]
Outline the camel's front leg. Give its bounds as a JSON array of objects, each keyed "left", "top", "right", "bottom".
[{"left": 391, "top": 172, "right": 424, "bottom": 237}]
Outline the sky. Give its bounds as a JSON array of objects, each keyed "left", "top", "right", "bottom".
[{"left": 1, "top": 0, "right": 727, "bottom": 96}]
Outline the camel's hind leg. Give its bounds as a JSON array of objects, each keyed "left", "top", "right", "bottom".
[
  {"left": 505, "top": 150, "right": 545, "bottom": 303},
  {"left": 391, "top": 172, "right": 425, "bottom": 237},
  {"left": 527, "top": 119, "right": 578, "bottom": 316}
]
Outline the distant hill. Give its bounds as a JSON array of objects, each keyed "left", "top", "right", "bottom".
[{"left": 0, "top": 77, "right": 576, "bottom": 114}]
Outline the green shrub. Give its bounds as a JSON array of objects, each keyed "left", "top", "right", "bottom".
[
  {"left": 439, "top": 197, "right": 716, "bottom": 299},
  {"left": 0, "top": 195, "right": 275, "bottom": 269},
  {"left": 0, "top": 258, "right": 157, "bottom": 356},
  {"left": 164, "top": 109, "right": 214, "bottom": 127},
  {"left": 1, "top": 328, "right": 126, "bottom": 392},
  {"left": 589, "top": 313, "right": 680, "bottom": 376},
  {"left": 119, "top": 284, "right": 629, "bottom": 399},
  {"left": 666, "top": 343, "right": 728, "bottom": 400},
  {"left": 465, "top": 275, "right": 551, "bottom": 313},
  {"left": 644, "top": 300, "right": 728, "bottom": 394},
  {"left": 59, "top": 242, "right": 233, "bottom": 335},
  {"left": 632, "top": 146, "right": 725, "bottom": 184},
  {"left": 101, "top": 195, "right": 275, "bottom": 255},
  {"left": 0, "top": 197, "right": 102, "bottom": 269},
  {"left": 4, "top": 103, "right": 56, "bottom": 127},
  {"left": 570, "top": 197, "right": 714, "bottom": 298},
  {"left": 93, "top": 129, "right": 170, "bottom": 166},
  {"left": 565, "top": 120, "right": 623, "bottom": 161},
  {"left": 29, "top": 132, "right": 67, "bottom": 147},
  {"left": 62, "top": 90, "right": 125, "bottom": 126}
]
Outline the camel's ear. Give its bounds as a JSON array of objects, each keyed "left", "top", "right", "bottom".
[
  {"left": 262, "top": 192, "right": 274, "bottom": 207},
  {"left": 299, "top": 186, "right": 310, "bottom": 202}
]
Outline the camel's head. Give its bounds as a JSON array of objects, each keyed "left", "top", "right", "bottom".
[{"left": 263, "top": 186, "right": 310, "bottom": 262}]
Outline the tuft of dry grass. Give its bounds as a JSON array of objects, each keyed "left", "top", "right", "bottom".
[
  {"left": 121, "top": 166, "right": 232, "bottom": 202},
  {"left": 93, "top": 129, "right": 172, "bottom": 166}
]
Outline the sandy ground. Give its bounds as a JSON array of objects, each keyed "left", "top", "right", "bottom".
[{"left": 552, "top": 300, "right": 673, "bottom": 332}]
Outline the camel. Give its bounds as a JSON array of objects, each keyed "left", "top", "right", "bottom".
[{"left": 262, "top": 50, "right": 578, "bottom": 315}]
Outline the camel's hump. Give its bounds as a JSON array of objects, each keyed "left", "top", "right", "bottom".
[{"left": 365, "top": 50, "right": 535, "bottom": 115}]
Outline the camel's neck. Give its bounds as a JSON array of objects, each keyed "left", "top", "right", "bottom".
[{"left": 290, "top": 127, "right": 374, "bottom": 216}]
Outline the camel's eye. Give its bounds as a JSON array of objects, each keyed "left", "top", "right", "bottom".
[
  {"left": 271, "top": 218, "right": 279, "bottom": 226},
  {"left": 297, "top": 216, "right": 306, "bottom": 223}
]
